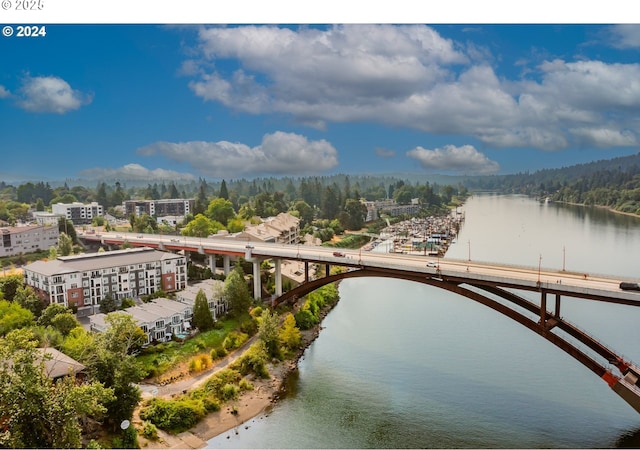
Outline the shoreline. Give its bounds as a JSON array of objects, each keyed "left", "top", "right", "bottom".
[{"left": 136, "top": 303, "right": 333, "bottom": 449}]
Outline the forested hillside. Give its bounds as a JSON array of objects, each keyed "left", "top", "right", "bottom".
[{"left": 461, "top": 152, "right": 640, "bottom": 215}]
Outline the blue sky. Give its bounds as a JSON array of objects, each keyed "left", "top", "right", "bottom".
[{"left": 2, "top": 21, "right": 640, "bottom": 183}]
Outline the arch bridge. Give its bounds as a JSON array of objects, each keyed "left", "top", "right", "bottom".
[{"left": 81, "top": 231, "right": 640, "bottom": 415}]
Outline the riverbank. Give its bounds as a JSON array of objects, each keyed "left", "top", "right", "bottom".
[{"left": 136, "top": 303, "right": 335, "bottom": 449}]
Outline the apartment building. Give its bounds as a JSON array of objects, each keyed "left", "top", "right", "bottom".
[
  {"left": 89, "top": 298, "right": 192, "bottom": 344},
  {"left": 23, "top": 247, "right": 187, "bottom": 317},
  {"left": 123, "top": 199, "right": 195, "bottom": 218},
  {"left": 0, "top": 225, "right": 59, "bottom": 257},
  {"left": 211, "top": 212, "right": 300, "bottom": 244},
  {"left": 52, "top": 202, "right": 104, "bottom": 225}
]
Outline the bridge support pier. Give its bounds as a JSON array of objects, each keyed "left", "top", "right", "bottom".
[
  {"left": 208, "top": 254, "right": 215, "bottom": 274},
  {"left": 223, "top": 255, "right": 230, "bottom": 276},
  {"left": 253, "top": 260, "right": 261, "bottom": 301},
  {"left": 304, "top": 261, "right": 309, "bottom": 283},
  {"left": 274, "top": 258, "right": 282, "bottom": 296}
]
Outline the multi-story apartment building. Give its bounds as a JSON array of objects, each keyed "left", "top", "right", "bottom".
[
  {"left": 0, "top": 225, "right": 59, "bottom": 257},
  {"left": 23, "top": 247, "right": 187, "bottom": 317},
  {"left": 211, "top": 212, "right": 300, "bottom": 244},
  {"left": 89, "top": 298, "right": 193, "bottom": 344},
  {"left": 52, "top": 202, "right": 104, "bottom": 225},
  {"left": 123, "top": 199, "right": 195, "bottom": 218}
]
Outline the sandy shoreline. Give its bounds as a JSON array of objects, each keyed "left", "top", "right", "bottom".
[{"left": 136, "top": 317, "right": 327, "bottom": 449}]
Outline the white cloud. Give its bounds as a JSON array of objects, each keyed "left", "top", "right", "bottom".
[
  {"left": 407, "top": 144, "right": 500, "bottom": 174},
  {"left": 0, "top": 85, "right": 9, "bottom": 98},
  {"left": 184, "top": 25, "right": 640, "bottom": 152},
  {"left": 17, "top": 75, "right": 92, "bottom": 114},
  {"left": 569, "top": 127, "right": 638, "bottom": 148},
  {"left": 136, "top": 131, "right": 339, "bottom": 178},
  {"left": 609, "top": 25, "right": 640, "bottom": 49},
  {"left": 79, "top": 164, "right": 196, "bottom": 181}
]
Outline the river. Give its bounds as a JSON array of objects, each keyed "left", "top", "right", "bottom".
[{"left": 207, "top": 194, "right": 640, "bottom": 448}]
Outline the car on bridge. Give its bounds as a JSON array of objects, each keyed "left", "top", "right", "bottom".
[{"left": 333, "top": 251, "right": 346, "bottom": 257}]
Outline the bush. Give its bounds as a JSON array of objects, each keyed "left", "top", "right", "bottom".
[
  {"left": 239, "top": 378, "right": 254, "bottom": 391},
  {"left": 140, "top": 398, "right": 207, "bottom": 433},
  {"left": 188, "top": 354, "right": 213, "bottom": 373},
  {"left": 222, "top": 331, "right": 248, "bottom": 351},
  {"left": 221, "top": 383, "right": 240, "bottom": 401},
  {"left": 141, "top": 422, "right": 158, "bottom": 440},
  {"left": 211, "top": 347, "right": 227, "bottom": 359}
]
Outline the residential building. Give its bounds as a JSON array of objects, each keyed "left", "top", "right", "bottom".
[
  {"left": 36, "top": 347, "right": 86, "bottom": 381},
  {"left": 23, "top": 247, "right": 187, "bottom": 317},
  {"left": 52, "top": 202, "right": 104, "bottom": 225},
  {"left": 123, "top": 199, "right": 195, "bottom": 218},
  {"left": 0, "top": 225, "right": 59, "bottom": 258},
  {"left": 32, "top": 211, "right": 64, "bottom": 226},
  {"left": 210, "top": 212, "right": 300, "bottom": 244},
  {"left": 89, "top": 298, "right": 193, "bottom": 344},
  {"left": 175, "top": 279, "right": 228, "bottom": 320}
]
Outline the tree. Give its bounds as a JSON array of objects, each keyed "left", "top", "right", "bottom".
[
  {"left": 257, "top": 308, "right": 281, "bottom": 359},
  {"left": 37, "top": 303, "right": 71, "bottom": 327},
  {"left": 14, "top": 285, "right": 44, "bottom": 317},
  {"left": 0, "top": 329, "right": 114, "bottom": 449},
  {"left": 48, "top": 245, "right": 58, "bottom": 260},
  {"left": 99, "top": 293, "right": 119, "bottom": 314},
  {"left": 182, "top": 213, "right": 225, "bottom": 237},
  {"left": 51, "top": 312, "right": 81, "bottom": 337},
  {"left": 58, "top": 232, "right": 74, "bottom": 256},
  {"left": 223, "top": 265, "right": 252, "bottom": 316},
  {"left": 0, "top": 273, "right": 23, "bottom": 302},
  {"left": 219, "top": 179, "right": 229, "bottom": 200},
  {"left": 279, "top": 313, "right": 301, "bottom": 350},
  {"left": 0, "top": 300, "right": 34, "bottom": 336},
  {"left": 206, "top": 198, "right": 236, "bottom": 226},
  {"left": 192, "top": 289, "right": 214, "bottom": 331},
  {"left": 86, "top": 313, "right": 146, "bottom": 431}
]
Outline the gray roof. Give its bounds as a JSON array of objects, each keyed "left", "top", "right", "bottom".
[
  {"left": 36, "top": 347, "right": 85, "bottom": 379},
  {"left": 24, "top": 247, "right": 182, "bottom": 276}
]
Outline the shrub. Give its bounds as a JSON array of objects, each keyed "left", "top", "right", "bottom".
[
  {"left": 141, "top": 422, "right": 158, "bottom": 440},
  {"left": 188, "top": 354, "right": 213, "bottom": 373},
  {"left": 222, "top": 331, "right": 248, "bottom": 351},
  {"left": 221, "top": 383, "right": 240, "bottom": 401},
  {"left": 239, "top": 378, "right": 254, "bottom": 391},
  {"left": 140, "top": 398, "right": 207, "bottom": 433}
]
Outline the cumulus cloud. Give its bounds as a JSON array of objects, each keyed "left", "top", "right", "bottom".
[
  {"left": 407, "top": 144, "right": 500, "bottom": 174},
  {"left": 0, "top": 85, "right": 9, "bottom": 98},
  {"left": 79, "top": 164, "right": 196, "bottom": 181},
  {"left": 136, "top": 131, "right": 339, "bottom": 178},
  {"left": 17, "top": 75, "right": 92, "bottom": 113},
  {"left": 183, "top": 24, "right": 640, "bottom": 152}
]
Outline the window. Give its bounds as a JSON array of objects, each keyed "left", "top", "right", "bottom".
[{"left": 155, "top": 320, "right": 164, "bottom": 328}]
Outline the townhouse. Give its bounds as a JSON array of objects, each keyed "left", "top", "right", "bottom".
[
  {"left": 23, "top": 247, "right": 187, "bottom": 317},
  {"left": 175, "top": 278, "right": 228, "bottom": 320},
  {"left": 89, "top": 298, "right": 193, "bottom": 345}
]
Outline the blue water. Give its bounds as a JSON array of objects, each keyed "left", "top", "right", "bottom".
[{"left": 208, "top": 195, "right": 640, "bottom": 448}]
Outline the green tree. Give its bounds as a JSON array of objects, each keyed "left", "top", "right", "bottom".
[
  {"left": 58, "top": 232, "right": 74, "bottom": 256},
  {"left": 0, "top": 300, "right": 34, "bottom": 336},
  {"left": 48, "top": 245, "right": 58, "bottom": 260},
  {"left": 279, "top": 313, "right": 301, "bottom": 350},
  {"left": 182, "top": 214, "right": 225, "bottom": 237},
  {"left": 51, "top": 312, "right": 81, "bottom": 337},
  {"left": 192, "top": 289, "right": 214, "bottom": 331},
  {"left": 223, "top": 265, "right": 252, "bottom": 316},
  {"left": 13, "top": 285, "right": 44, "bottom": 317},
  {"left": 0, "top": 329, "right": 114, "bottom": 449},
  {"left": 37, "top": 303, "right": 71, "bottom": 328},
  {"left": 86, "top": 313, "right": 146, "bottom": 431},
  {"left": 99, "top": 293, "right": 119, "bottom": 314},
  {"left": 219, "top": 179, "right": 229, "bottom": 200},
  {"left": 257, "top": 308, "right": 281, "bottom": 359},
  {"left": 0, "top": 273, "right": 23, "bottom": 302},
  {"left": 206, "top": 198, "right": 236, "bottom": 226}
]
